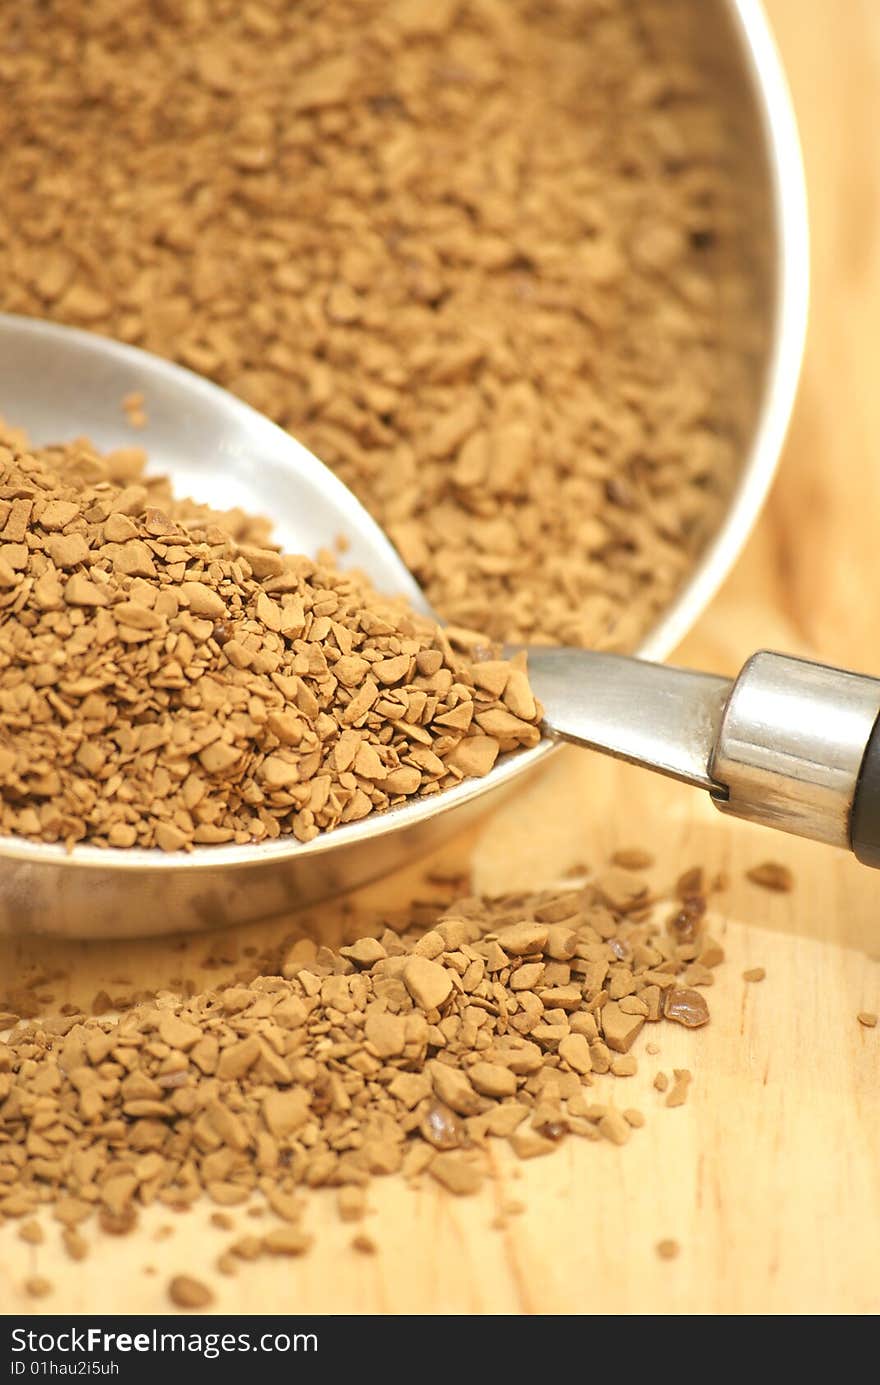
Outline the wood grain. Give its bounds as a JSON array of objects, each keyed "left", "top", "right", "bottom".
[{"left": 1, "top": 0, "right": 878, "bottom": 1316}]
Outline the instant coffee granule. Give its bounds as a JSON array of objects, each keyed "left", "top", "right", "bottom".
[
  {"left": 23, "top": 1275, "right": 53, "bottom": 1299},
  {"left": 0, "top": 0, "right": 760, "bottom": 651},
  {"left": 664, "top": 1069, "right": 692, "bottom": 1108},
  {"left": 0, "top": 867, "right": 722, "bottom": 1281},
  {"left": 0, "top": 426, "right": 541, "bottom": 849},
  {"left": 745, "top": 862, "right": 794, "bottom": 893},
  {"left": 655, "top": 1238, "right": 680, "bottom": 1261},
  {"left": 351, "top": 1233, "right": 378, "bottom": 1257},
  {"left": 168, "top": 1275, "right": 215, "bottom": 1311}
]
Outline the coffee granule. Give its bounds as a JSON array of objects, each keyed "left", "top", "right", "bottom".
[
  {"left": 611, "top": 850, "right": 656, "bottom": 872},
  {"left": 24, "top": 1275, "right": 53, "bottom": 1299},
  {"left": 62, "top": 1228, "right": 88, "bottom": 1262},
  {"left": 261, "top": 1227, "right": 313, "bottom": 1256},
  {"left": 857, "top": 1011, "right": 877, "bottom": 1028},
  {"left": 17, "top": 1218, "right": 43, "bottom": 1245},
  {"left": 0, "top": 427, "right": 541, "bottom": 849},
  {"left": 0, "top": 870, "right": 721, "bottom": 1273},
  {"left": 663, "top": 987, "right": 710, "bottom": 1028},
  {"left": 0, "top": 0, "right": 756, "bottom": 651},
  {"left": 743, "top": 967, "right": 766, "bottom": 983},
  {"left": 665, "top": 1069, "right": 693, "bottom": 1108},
  {"left": 745, "top": 863, "right": 794, "bottom": 893},
  {"left": 597, "top": 1110, "right": 631, "bottom": 1147},
  {"left": 351, "top": 1233, "right": 377, "bottom": 1256},
  {"left": 168, "top": 1275, "right": 214, "bottom": 1310},
  {"left": 337, "top": 1186, "right": 367, "bottom": 1223},
  {"left": 656, "top": 1238, "right": 679, "bottom": 1261}
]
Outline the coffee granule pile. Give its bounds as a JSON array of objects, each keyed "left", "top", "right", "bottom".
[
  {"left": 0, "top": 867, "right": 721, "bottom": 1277},
  {"left": 0, "top": 426, "right": 541, "bottom": 850},
  {"left": 0, "top": 0, "right": 754, "bottom": 650}
]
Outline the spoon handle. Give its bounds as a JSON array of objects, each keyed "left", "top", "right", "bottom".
[
  {"left": 526, "top": 646, "right": 880, "bottom": 864},
  {"left": 710, "top": 650, "right": 880, "bottom": 861}
]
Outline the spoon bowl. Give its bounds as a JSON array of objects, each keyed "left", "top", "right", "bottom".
[{"left": 0, "top": 315, "right": 555, "bottom": 937}]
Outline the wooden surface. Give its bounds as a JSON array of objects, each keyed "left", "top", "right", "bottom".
[{"left": 2, "top": 0, "right": 879, "bottom": 1316}]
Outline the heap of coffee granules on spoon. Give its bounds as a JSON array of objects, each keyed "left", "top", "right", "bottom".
[
  {"left": 0, "top": 426, "right": 540, "bottom": 850},
  {"left": 0, "top": 0, "right": 759, "bottom": 651},
  {"left": 0, "top": 862, "right": 721, "bottom": 1292}
]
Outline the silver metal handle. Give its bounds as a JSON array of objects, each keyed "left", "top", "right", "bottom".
[
  {"left": 710, "top": 652, "right": 880, "bottom": 848},
  {"left": 526, "top": 646, "right": 880, "bottom": 861}
]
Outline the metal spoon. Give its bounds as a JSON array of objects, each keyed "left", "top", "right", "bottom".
[
  {"left": 3, "top": 317, "right": 875, "bottom": 943},
  {"left": 522, "top": 646, "right": 880, "bottom": 867}
]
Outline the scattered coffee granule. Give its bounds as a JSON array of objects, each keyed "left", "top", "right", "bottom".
[
  {"left": 745, "top": 862, "right": 794, "bottom": 893},
  {"left": 743, "top": 967, "right": 766, "bottom": 983},
  {"left": 610, "top": 849, "right": 655, "bottom": 871},
  {"left": 598, "top": 1110, "right": 631, "bottom": 1147},
  {"left": 665, "top": 1069, "right": 693, "bottom": 1108},
  {"left": 0, "top": 874, "right": 721, "bottom": 1266},
  {"left": 430, "top": 1151, "right": 486, "bottom": 1193},
  {"left": 62, "top": 1228, "right": 88, "bottom": 1262},
  {"left": 0, "top": 0, "right": 759, "bottom": 651},
  {"left": 653, "top": 1072, "right": 669, "bottom": 1093},
  {"left": 857, "top": 1011, "right": 878, "bottom": 1028},
  {"left": 0, "top": 428, "right": 540, "bottom": 850},
  {"left": 17, "top": 1219, "right": 43, "bottom": 1245},
  {"left": 261, "top": 1227, "right": 313, "bottom": 1257},
  {"left": 337, "top": 1186, "right": 367, "bottom": 1223},
  {"left": 656, "top": 1238, "right": 680, "bottom": 1261},
  {"left": 24, "top": 1276, "right": 53, "bottom": 1299},
  {"left": 610, "top": 1055, "right": 638, "bottom": 1078},
  {"left": 675, "top": 866, "right": 703, "bottom": 897},
  {"left": 663, "top": 988, "right": 710, "bottom": 1028},
  {"left": 351, "top": 1233, "right": 377, "bottom": 1256},
  {"left": 168, "top": 1275, "right": 215, "bottom": 1310}
]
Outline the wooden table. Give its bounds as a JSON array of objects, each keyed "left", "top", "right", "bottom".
[{"left": 1, "top": 0, "right": 878, "bottom": 1315}]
